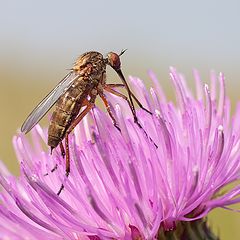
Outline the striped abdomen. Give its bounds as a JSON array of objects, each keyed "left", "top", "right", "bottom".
[{"left": 47, "top": 78, "right": 91, "bottom": 148}]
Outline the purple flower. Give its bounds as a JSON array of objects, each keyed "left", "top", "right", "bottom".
[{"left": 0, "top": 67, "right": 240, "bottom": 239}]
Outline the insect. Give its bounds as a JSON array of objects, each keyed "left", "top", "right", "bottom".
[{"left": 21, "top": 50, "right": 152, "bottom": 195}]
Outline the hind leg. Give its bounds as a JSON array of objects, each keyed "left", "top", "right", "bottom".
[
  {"left": 57, "top": 101, "right": 95, "bottom": 195},
  {"left": 44, "top": 142, "right": 65, "bottom": 176},
  {"left": 57, "top": 134, "right": 70, "bottom": 195}
]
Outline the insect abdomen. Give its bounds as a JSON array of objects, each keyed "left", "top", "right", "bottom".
[
  {"left": 47, "top": 81, "right": 88, "bottom": 148},
  {"left": 47, "top": 109, "right": 72, "bottom": 148}
]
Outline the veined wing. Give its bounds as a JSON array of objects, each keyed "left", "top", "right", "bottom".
[{"left": 21, "top": 71, "right": 80, "bottom": 134}]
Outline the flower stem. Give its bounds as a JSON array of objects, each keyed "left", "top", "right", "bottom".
[{"left": 158, "top": 219, "right": 219, "bottom": 240}]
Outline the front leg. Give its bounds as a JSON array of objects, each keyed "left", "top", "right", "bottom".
[
  {"left": 106, "top": 83, "right": 152, "bottom": 115},
  {"left": 99, "top": 92, "right": 121, "bottom": 131}
]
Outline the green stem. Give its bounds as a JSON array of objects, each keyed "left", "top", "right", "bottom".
[{"left": 158, "top": 219, "right": 219, "bottom": 240}]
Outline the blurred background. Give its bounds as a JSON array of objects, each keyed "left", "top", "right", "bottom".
[{"left": 0, "top": 0, "right": 239, "bottom": 238}]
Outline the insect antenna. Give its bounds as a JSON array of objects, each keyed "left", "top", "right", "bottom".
[{"left": 119, "top": 49, "right": 127, "bottom": 56}]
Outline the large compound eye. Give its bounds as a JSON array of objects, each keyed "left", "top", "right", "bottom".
[{"left": 107, "top": 52, "right": 121, "bottom": 70}]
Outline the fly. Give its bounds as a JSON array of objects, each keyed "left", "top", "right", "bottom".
[{"left": 21, "top": 50, "right": 152, "bottom": 195}]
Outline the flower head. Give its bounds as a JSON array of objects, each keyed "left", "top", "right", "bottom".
[{"left": 0, "top": 68, "right": 240, "bottom": 239}]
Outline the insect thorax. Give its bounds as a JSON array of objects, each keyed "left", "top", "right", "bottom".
[{"left": 73, "top": 51, "right": 105, "bottom": 73}]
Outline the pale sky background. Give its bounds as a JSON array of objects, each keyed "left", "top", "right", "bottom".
[
  {"left": 0, "top": 0, "right": 240, "bottom": 238},
  {"left": 1, "top": 0, "right": 240, "bottom": 82}
]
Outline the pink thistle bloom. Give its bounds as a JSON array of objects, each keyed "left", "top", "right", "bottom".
[{"left": 0, "top": 68, "right": 240, "bottom": 239}]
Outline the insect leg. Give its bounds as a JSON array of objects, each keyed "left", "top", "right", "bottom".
[
  {"left": 104, "top": 85, "right": 138, "bottom": 123},
  {"left": 106, "top": 83, "right": 152, "bottom": 115},
  {"left": 44, "top": 141, "right": 65, "bottom": 176},
  {"left": 104, "top": 85, "right": 158, "bottom": 148},
  {"left": 57, "top": 101, "right": 94, "bottom": 195},
  {"left": 43, "top": 163, "right": 58, "bottom": 176},
  {"left": 106, "top": 83, "right": 125, "bottom": 88},
  {"left": 99, "top": 92, "right": 121, "bottom": 131},
  {"left": 57, "top": 134, "right": 70, "bottom": 195},
  {"left": 66, "top": 102, "right": 94, "bottom": 134},
  {"left": 114, "top": 70, "right": 152, "bottom": 116},
  {"left": 51, "top": 164, "right": 58, "bottom": 172},
  {"left": 43, "top": 164, "right": 58, "bottom": 176},
  {"left": 60, "top": 141, "right": 65, "bottom": 158}
]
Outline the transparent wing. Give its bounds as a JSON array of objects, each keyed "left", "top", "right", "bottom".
[{"left": 21, "top": 71, "right": 80, "bottom": 134}]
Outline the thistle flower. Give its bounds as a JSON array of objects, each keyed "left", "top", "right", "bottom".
[{"left": 0, "top": 67, "right": 240, "bottom": 240}]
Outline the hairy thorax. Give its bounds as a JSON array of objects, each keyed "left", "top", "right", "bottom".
[{"left": 48, "top": 52, "right": 107, "bottom": 148}]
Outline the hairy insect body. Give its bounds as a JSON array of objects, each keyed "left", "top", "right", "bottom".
[
  {"left": 48, "top": 78, "right": 88, "bottom": 148},
  {"left": 21, "top": 49, "right": 151, "bottom": 195},
  {"left": 48, "top": 52, "right": 106, "bottom": 148}
]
